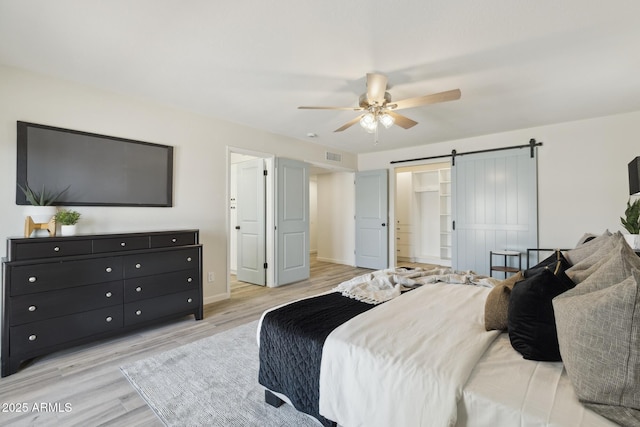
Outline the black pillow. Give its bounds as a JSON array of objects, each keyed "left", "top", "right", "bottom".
[
  {"left": 524, "top": 250, "right": 571, "bottom": 278},
  {"left": 508, "top": 266, "right": 575, "bottom": 361}
]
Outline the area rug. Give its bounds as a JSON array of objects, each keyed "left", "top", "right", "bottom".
[{"left": 120, "top": 320, "right": 319, "bottom": 426}]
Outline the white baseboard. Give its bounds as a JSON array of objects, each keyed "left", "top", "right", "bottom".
[{"left": 203, "top": 292, "right": 230, "bottom": 306}]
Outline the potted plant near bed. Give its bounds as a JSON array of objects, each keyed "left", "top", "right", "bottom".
[
  {"left": 55, "top": 209, "right": 81, "bottom": 236},
  {"left": 621, "top": 198, "right": 640, "bottom": 249},
  {"left": 18, "top": 183, "right": 70, "bottom": 237}
]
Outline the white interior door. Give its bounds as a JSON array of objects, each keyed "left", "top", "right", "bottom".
[
  {"left": 452, "top": 148, "right": 538, "bottom": 276},
  {"left": 236, "top": 158, "right": 266, "bottom": 285},
  {"left": 275, "top": 158, "right": 310, "bottom": 285},
  {"left": 355, "top": 169, "right": 388, "bottom": 270}
]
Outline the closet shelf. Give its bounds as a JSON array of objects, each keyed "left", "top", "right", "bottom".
[{"left": 414, "top": 186, "right": 439, "bottom": 193}]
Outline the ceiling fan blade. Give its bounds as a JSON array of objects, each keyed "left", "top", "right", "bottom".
[
  {"left": 334, "top": 114, "right": 365, "bottom": 132},
  {"left": 298, "top": 106, "right": 364, "bottom": 111},
  {"left": 388, "top": 89, "right": 461, "bottom": 111},
  {"left": 387, "top": 111, "right": 418, "bottom": 129},
  {"left": 366, "top": 73, "right": 388, "bottom": 105}
]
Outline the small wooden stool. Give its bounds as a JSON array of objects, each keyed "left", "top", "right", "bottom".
[{"left": 24, "top": 216, "right": 56, "bottom": 237}]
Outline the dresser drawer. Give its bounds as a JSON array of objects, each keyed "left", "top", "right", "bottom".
[
  {"left": 10, "top": 306, "right": 124, "bottom": 355},
  {"left": 93, "top": 236, "right": 149, "bottom": 253},
  {"left": 124, "top": 247, "right": 200, "bottom": 278},
  {"left": 150, "top": 232, "right": 197, "bottom": 248},
  {"left": 10, "top": 281, "right": 122, "bottom": 326},
  {"left": 395, "top": 224, "right": 413, "bottom": 233},
  {"left": 124, "top": 269, "right": 199, "bottom": 302},
  {"left": 9, "top": 257, "right": 123, "bottom": 296},
  {"left": 124, "top": 289, "right": 200, "bottom": 326},
  {"left": 11, "top": 239, "right": 93, "bottom": 261}
]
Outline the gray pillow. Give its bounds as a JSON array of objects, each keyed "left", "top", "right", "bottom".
[
  {"left": 553, "top": 270, "right": 640, "bottom": 426},
  {"left": 574, "top": 232, "right": 600, "bottom": 247},
  {"left": 565, "top": 230, "right": 613, "bottom": 265},
  {"left": 565, "top": 239, "right": 640, "bottom": 295},
  {"left": 565, "top": 232, "right": 624, "bottom": 284}
]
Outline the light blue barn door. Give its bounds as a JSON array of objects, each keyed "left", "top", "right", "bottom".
[
  {"left": 275, "top": 158, "right": 310, "bottom": 285},
  {"left": 355, "top": 169, "right": 388, "bottom": 270},
  {"left": 236, "top": 158, "right": 266, "bottom": 285},
  {"left": 452, "top": 148, "right": 538, "bottom": 276}
]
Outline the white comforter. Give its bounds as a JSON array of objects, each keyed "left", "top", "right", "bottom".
[{"left": 319, "top": 283, "right": 500, "bottom": 427}]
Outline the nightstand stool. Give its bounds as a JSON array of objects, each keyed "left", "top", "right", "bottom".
[{"left": 490, "top": 250, "right": 521, "bottom": 278}]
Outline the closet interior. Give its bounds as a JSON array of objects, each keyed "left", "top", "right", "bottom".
[{"left": 395, "top": 162, "right": 452, "bottom": 266}]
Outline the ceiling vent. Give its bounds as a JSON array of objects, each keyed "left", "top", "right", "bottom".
[{"left": 325, "top": 151, "right": 342, "bottom": 162}]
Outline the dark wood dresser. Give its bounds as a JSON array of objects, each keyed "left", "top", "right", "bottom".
[{"left": 1, "top": 230, "right": 203, "bottom": 377}]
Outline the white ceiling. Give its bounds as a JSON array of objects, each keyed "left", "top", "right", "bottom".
[{"left": 1, "top": 1, "right": 640, "bottom": 154}]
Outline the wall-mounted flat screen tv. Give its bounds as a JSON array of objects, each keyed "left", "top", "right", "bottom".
[{"left": 16, "top": 121, "right": 173, "bottom": 207}]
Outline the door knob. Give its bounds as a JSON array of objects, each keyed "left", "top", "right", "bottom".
[
  {"left": 381, "top": 223, "right": 386, "bottom": 227},
  {"left": 235, "top": 226, "right": 240, "bottom": 230}
]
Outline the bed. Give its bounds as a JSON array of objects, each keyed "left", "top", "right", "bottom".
[{"left": 257, "top": 231, "right": 640, "bottom": 427}]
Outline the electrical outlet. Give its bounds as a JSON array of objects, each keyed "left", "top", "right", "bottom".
[{"left": 207, "top": 272, "right": 215, "bottom": 282}]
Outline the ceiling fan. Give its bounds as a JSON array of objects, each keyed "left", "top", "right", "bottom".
[{"left": 299, "top": 73, "right": 461, "bottom": 134}]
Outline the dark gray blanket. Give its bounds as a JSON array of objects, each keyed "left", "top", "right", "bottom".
[{"left": 258, "top": 292, "right": 376, "bottom": 427}]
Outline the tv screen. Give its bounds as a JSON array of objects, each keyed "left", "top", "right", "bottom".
[{"left": 16, "top": 121, "right": 173, "bottom": 207}]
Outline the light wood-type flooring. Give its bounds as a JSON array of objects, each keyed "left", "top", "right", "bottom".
[{"left": 0, "top": 256, "right": 436, "bottom": 426}]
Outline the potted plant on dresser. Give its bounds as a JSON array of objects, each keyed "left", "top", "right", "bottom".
[
  {"left": 54, "top": 209, "right": 81, "bottom": 236},
  {"left": 621, "top": 198, "right": 640, "bottom": 249},
  {"left": 18, "top": 183, "right": 69, "bottom": 237}
]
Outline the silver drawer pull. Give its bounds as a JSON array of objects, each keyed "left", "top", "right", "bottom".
[
  {"left": 135, "top": 310, "right": 142, "bottom": 316},
  {"left": 28, "top": 305, "right": 37, "bottom": 312},
  {"left": 135, "top": 263, "right": 141, "bottom": 269},
  {"left": 105, "top": 267, "right": 112, "bottom": 273},
  {"left": 172, "top": 238, "right": 177, "bottom": 243},
  {"left": 53, "top": 246, "right": 60, "bottom": 252},
  {"left": 106, "top": 316, "right": 113, "bottom": 322},
  {"left": 135, "top": 286, "right": 142, "bottom": 292},
  {"left": 28, "top": 276, "right": 37, "bottom": 283},
  {"left": 105, "top": 292, "right": 112, "bottom": 298},
  {"left": 187, "top": 298, "right": 193, "bottom": 303},
  {"left": 187, "top": 257, "right": 192, "bottom": 262},
  {"left": 120, "top": 242, "right": 126, "bottom": 247},
  {"left": 187, "top": 277, "right": 193, "bottom": 283},
  {"left": 28, "top": 334, "right": 37, "bottom": 341}
]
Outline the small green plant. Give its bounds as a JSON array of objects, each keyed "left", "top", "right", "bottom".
[
  {"left": 55, "top": 209, "right": 81, "bottom": 226},
  {"left": 18, "top": 182, "right": 70, "bottom": 206},
  {"left": 621, "top": 198, "right": 640, "bottom": 234}
]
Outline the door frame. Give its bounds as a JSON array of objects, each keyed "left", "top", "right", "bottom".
[{"left": 226, "top": 146, "right": 275, "bottom": 294}]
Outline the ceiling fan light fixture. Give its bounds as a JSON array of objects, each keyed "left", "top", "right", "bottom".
[
  {"left": 300, "top": 72, "right": 461, "bottom": 136},
  {"left": 379, "top": 113, "right": 394, "bottom": 129},
  {"left": 360, "top": 112, "right": 378, "bottom": 133}
]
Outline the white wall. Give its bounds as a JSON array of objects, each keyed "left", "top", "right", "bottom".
[
  {"left": 359, "top": 111, "right": 640, "bottom": 265},
  {"left": 316, "top": 172, "right": 355, "bottom": 265},
  {"left": 0, "top": 65, "right": 357, "bottom": 303}
]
